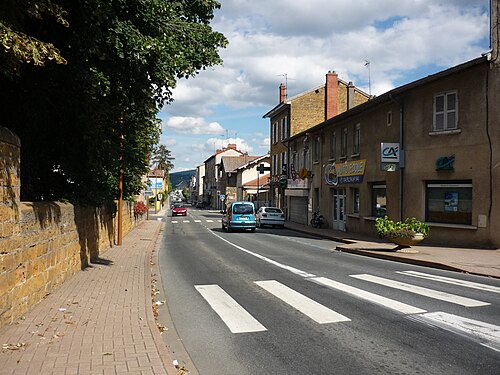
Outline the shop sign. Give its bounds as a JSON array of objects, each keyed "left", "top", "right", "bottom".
[
  {"left": 287, "top": 178, "right": 308, "bottom": 189},
  {"left": 435, "top": 155, "right": 455, "bottom": 171},
  {"left": 324, "top": 160, "right": 367, "bottom": 186},
  {"left": 381, "top": 143, "right": 400, "bottom": 163}
]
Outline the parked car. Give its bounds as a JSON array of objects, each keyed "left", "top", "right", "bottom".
[
  {"left": 256, "top": 207, "right": 285, "bottom": 228},
  {"left": 221, "top": 201, "right": 256, "bottom": 232},
  {"left": 171, "top": 203, "right": 187, "bottom": 216}
]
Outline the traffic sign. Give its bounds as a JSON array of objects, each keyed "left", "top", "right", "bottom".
[{"left": 257, "top": 163, "right": 271, "bottom": 174}]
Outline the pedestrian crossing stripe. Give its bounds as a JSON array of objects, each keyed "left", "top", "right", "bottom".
[
  {"left": 255, "top": 280, "right": 350, "bottom": 324},
  {"left": 397, "top": 271, "right": 500, "bottom": 294},
  {"left": 351, "top": 274, "right": 490, "bottom": 307},
  {"left": 311, "top": 277, "right": 427, "bottom": 314},
  {"left": 195, "top": 285, "right": 267, "bottom": 333}
]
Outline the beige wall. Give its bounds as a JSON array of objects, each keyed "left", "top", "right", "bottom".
[
  {"left": 0, "top": 128, "right": 143, "bottom": 329},
  {"left": 308, "top": 60, "right": 499, "bottom": 248}
]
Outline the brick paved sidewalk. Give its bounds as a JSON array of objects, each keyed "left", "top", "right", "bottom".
[{"left": 0, "top": 220, "right": 176, "bottom": 375}]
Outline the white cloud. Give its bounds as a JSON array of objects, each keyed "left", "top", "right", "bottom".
[
  {"left": 165, "top": 116, "right": 225, "bottom": 135},
  {"left": 162, "top": 138, "right": 177, "bottom": 147}
]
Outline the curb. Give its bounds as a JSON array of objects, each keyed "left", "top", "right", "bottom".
[
  {"left": 286, "top": 225, "right": 500, "bottom": 280},
  {"left": 143, "top": 220, "right": 179, "bottom": 375}
]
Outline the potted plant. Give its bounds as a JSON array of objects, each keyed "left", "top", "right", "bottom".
[
  {"left": 375, "top": 216, "right": 429, "bottom": 248},
  {"left": 134, "top": 201, "right": 148, "bottom": 218}
]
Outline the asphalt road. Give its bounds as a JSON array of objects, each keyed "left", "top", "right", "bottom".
[{"left": 155, "top": 208, "right": 500, "bottom": 375}]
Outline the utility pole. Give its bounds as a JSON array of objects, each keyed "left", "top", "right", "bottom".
[{"left": 117, "top": 112, "right": 124, "bottom": 246}]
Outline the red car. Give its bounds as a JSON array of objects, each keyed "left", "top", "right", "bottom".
[{"left": 171, "top": 203, "right": 187, "bottom": 216}]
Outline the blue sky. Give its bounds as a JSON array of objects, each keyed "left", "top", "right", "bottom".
[{"left": 159, "top": 0, "right": 491, "bottom": 172}]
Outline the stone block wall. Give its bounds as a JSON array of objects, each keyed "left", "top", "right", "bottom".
[{"left": 0, "top": 127, "right": 142, "bottom": 328}]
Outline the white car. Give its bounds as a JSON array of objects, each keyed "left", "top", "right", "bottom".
[{"left": 256, "top": 207, "right": 285, "bottom": 228}]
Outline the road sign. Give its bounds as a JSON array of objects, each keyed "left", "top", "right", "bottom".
[{"left": 144, "top": 190, "right": 153, "bottom": 197}]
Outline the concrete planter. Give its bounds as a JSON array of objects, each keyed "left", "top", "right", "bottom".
[{"left": 388, "top": 233, "right": 425, "bottom": 248}]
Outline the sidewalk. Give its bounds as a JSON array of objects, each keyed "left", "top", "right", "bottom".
[
  {"left": 285, "top": 221, "right": 500, "bottom": 279},
  {"left": 0, "top": 220, "right": 177, "bottom": 375}
]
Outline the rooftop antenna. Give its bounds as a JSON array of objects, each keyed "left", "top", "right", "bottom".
[
  {"left": 364, "top": 60, "right": 372, "bottom": 97},
  {"left": 277, "top": 73, "right": 295, "bottom": 99}
]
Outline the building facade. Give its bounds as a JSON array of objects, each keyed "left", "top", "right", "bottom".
[
  {"left": 287, "top": 53, "right": 499, "bottom": 247},
  {"left": 263, "top": 72, "right": 370, "bottom": 214}
]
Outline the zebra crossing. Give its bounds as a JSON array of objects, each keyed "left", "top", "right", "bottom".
[{"left": 195, "top": 271, "right": 500, "bottom": 351}]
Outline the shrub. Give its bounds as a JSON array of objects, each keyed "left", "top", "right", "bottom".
[{"left": 375, "top": 216, "right": 429, "bottom": 239}]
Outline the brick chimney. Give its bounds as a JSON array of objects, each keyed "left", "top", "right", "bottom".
[
  {"left": 279, "top": 83, "right": 286, "bottom": 103},
  {"left": 325, "top": 71, "right": 339, "bottom": 120}
]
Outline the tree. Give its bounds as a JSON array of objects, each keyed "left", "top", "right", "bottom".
[
  {"left": 0, "top": 0, "right": 227, "bottom": 205},
  {"left": 151, "top": 144, "right": 175, "bottom": 173}
]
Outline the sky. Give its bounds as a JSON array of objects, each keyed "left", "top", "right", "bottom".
[{"left": 159, "top": 0, "right": 491, "bottom": 173}]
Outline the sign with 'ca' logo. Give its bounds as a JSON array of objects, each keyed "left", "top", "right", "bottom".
[{"left": 381, "top": 143, "right": 400, "bottom": 163}]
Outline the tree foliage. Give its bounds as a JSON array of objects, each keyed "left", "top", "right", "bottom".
[{"left": 0, "top": 0, "right": 227, "bottom": 205}]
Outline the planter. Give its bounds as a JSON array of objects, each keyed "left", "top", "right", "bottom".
[{"left": 388, "top": 233, "right": 425, "bottom": 248}]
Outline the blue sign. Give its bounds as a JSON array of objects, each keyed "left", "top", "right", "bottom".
[{"left": 381, "top": 143, "right": 400, "bottom": 163}]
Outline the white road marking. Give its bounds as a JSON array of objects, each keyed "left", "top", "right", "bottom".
[
  {"left": 195, "top": 285, "right": 267, "bottom": 333},
  {"left": 255, "top": 280, "right": 350, "bottom": 324},
  {"left": 183, "top": 220, "right": 190, "bottom": 223},
  {"left": 206, "top": 220, "right": 214, "bottom": 223},
  {"left": 171, "top": 220, "right": 178, "bottom": 224},
  {"left": 194, "top": 220, "right": 202, "bottom": 223},
  {"left": 351, "top": 274, "right": 490, "bottom": 307},
  {"left": 397, "top": 271, "right": 500, "bottom": 294},
  {"left": 209, "top": 231, "right": 316, "bottom": 278},
  {"left": 408, "top": 311, "right": 500, "bottom": 353},
  {"left": 311, "top": 277, "right": 426, "bottom": 314}
]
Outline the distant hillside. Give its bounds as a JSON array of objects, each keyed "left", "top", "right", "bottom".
[{"left": 169, "top": 169, "right": 195, "bottom": 189}]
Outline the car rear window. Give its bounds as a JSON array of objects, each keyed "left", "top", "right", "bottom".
[
  {"left": 233, "top": 204, "right": 254, "bottom": 214},
  {"left": 173, "top": 204, "right": 183, "bottom": 208},
  {"left": 265, "top": 208, "right": 282, "bottom": 213}
]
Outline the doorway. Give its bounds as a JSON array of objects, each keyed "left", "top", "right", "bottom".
[{"left": 331, "top": 188, "right": 346, "bottom": 231}]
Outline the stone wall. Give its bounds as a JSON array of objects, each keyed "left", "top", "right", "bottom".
[{"left": 0, "top": 127, "right": 142, "bottom": 329}]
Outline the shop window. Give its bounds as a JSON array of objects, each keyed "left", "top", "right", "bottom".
[
  {"left": 351, "top": 188, "right": 360, "bottom": 214},
  {"left": 371, "top": 183, "right": 386, "bottom": 217},
  {"left": 426, "top": 181, "right": 472, "bottom": 225},
  {"left": 433, "top": 91, "right": 458, "bottom": 131}
]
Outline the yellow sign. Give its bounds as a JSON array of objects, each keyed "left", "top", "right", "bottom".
[{"left": 324, "top": 160, "right": 367, "bottom": 185}]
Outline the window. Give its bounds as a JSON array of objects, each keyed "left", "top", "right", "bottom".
[
  {"left": 281, "top": 151, "right": 288, "bottom": 176},
  {"left": 371, "top": 183, "right": 386, "bottom": 217},
  {"left": 351, "top": 188, "right": 360, "bottom": 214},
  {"left": 353, "top": 123, "right": 360, "bottom": 155},
  {"left": 313, "top": 136, "right": 321, "bottom": 162},
  {"left": 426, "top": 181, "right": 472, "bottom": 225},
  {"left": 433, "top": 91, "right": 458, "bottom": 131},
  {"left": 271, "top": 122, "right": 278, "bottom": 144},
  {"left": 330, "top": 131, "right": 336, "bottom": 160},
  {"left": 272, "top": 154, "right": 278, "bottom": 175},
  {"left": 341, "top": 128, "right": 348, "bottom": 158},
  {"left": 387, "top": 111, "right": 392, "bottom": 127},
  {"left": 281, "top": 117, "right": 289, "bottom": 140}
]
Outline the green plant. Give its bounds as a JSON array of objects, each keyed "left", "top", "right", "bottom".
[{"left": 375, "top": 216, "right": 429, "bottom": 239}]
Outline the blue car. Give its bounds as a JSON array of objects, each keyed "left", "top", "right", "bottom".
[{"left": 222, "top": 201, "right": 256, "bottom": 232}]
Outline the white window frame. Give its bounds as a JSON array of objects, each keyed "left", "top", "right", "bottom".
[{"left": 433, "top": 91, "right": 458, "bottom": 131}]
